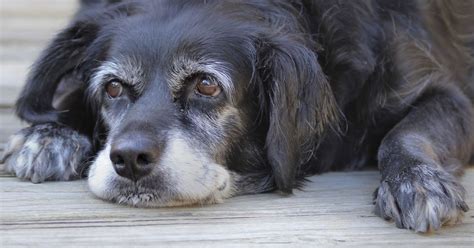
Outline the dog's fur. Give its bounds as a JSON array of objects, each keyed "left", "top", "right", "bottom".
[{"left": 2, "top": 0, "right": 473, "bottom": 232}]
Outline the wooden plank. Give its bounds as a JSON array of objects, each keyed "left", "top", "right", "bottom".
[
  {"left": 0, "top": 0, "right": 77, "bottom": 55},
  {"left": 0, "top": 0, "right": 77, "bottom": 106},
  {"left": 0, "top": 109, "right": 27, "bottom": 150},
  {"left": 0, "top": 0, "right": 77, "bottom": 18},
  {"left": 0, "top": 63, "right": 29, "bottom": 107},
  {"left": 0, "top": 169, "right": 473, "bottom": 247}
]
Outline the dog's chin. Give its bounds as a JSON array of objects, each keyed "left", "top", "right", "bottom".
[
  {"left": 105, "top": 183, "right": 232, "bottom": 208},
  {"left": 88, "top": 144, "right": 235, "bottom": 207}
]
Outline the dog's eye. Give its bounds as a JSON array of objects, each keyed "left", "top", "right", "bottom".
[
  {"left": 195, "top": 76, "right": 221, "bottom": 97},
  {"left": 106, "top": 81, "right": 124, "bottom": 98}
]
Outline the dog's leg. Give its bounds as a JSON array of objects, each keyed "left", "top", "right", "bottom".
[
  {"left": 373, "top": 87, "right": 474, "bottom": 232},
  {"left": 1, "top": 123, "right": 92, "bottom": 183}
]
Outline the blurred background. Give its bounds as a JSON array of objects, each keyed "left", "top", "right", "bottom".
[{"left": 0, "top": 0, "right": 78, "bottom": 146}]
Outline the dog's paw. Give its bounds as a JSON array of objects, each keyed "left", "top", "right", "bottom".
[
  {"left": 1, "top": 123, "right": 92, "bottom": 183},
  {"left": 373, "top": 164, "right": 469, "bottom": 232}
]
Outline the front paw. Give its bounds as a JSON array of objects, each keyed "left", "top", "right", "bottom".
[
  {"left": 1, "top": 123, "right": 92, "bottom": 183},
  {"left": 373, "top": 164, "right": 469, "bottom": 232}
]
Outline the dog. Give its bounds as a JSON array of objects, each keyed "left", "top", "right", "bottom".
[{"left": 2, "top": 0, "right": 473, "bottom": 232}]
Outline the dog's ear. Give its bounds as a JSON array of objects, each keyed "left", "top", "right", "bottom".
[
  {"left": 16, "top": 2, "right": 140, "bottom": 133},
  {"left": 257, "top": 35, "right": 340, "bottom": 193},
  {"left": 15, "top": 16, "right": 105, "bottom": 124}
]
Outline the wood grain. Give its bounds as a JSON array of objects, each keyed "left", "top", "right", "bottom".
[
  {"left": 0, "top": 168, "right": 473, "bottom": 247},
  {"left": 0, "top": 0, "right": 77, "bottom": 106}
]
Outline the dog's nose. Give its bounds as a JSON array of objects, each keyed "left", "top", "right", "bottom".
[{"left": 110, "top": 137, "right": 160, "bottom": 181}]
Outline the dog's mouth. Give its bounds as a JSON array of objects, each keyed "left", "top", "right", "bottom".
[
  {"left": 110, "top": 187, "right": 195, "bottom": 208},
  {"left": 107, "top": 177, "right": 232, "bottom": 207},
  {"left": 113, "top": 189, "right": 169, "bottom": 207},
  {"left": 88, "top": 143, "right": 235, "bottom": 207},
  {"left": 104, "top": 175, "right": 174, "bottom": 207},
  {"left": 112, "top": 189, "right": 230, "bottom": 208}
]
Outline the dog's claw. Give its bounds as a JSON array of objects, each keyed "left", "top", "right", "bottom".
[{"left": 373, "top": 164, "right": 468, "bottom": 232}]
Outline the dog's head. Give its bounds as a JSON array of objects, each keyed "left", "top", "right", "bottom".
[{"left": 18, "top": 1, "right": 339, "bottom": 206}]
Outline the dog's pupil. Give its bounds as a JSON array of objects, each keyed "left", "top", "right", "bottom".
[
  {"left": 106, "top": 81, "right": 123, "bottom": 98},
  {"left": 197, "top": 78, "right": 220, "bottom": 96}
]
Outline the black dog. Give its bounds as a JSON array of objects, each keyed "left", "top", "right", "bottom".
[{"left": 2, "top": 0, "right": 473, "bottom": 232}]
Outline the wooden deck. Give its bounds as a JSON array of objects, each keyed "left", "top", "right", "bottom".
[{"left": 0, "top": 1, "right": 473, "bottom": 247}]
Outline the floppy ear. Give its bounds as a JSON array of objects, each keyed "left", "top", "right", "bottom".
[
  {"left": 16, "top": 2, "right": 140, "bottom": 136},
  {"left": 258, "top": 35, "right": 340, "bottom": 193},
  {"left": 15, "top": 18, "right": 104, "bottom": 125}
]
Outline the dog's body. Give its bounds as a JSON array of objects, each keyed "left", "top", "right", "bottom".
[{"left": 2, "top": 0, "right": 473, "bottom": 232}]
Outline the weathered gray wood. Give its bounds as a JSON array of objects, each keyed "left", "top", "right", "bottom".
[
  {"left": 0, "top": 109, "right": 27, "bottom": 150},
  {"left": 0, "top": 0, "right": 77, "bottom": 19},
  {"left": 0, "top": 0, "right": 77, "bottom": 106},
  {"left": 0, "top": 168, "right": 473, "bottom": 247}
]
